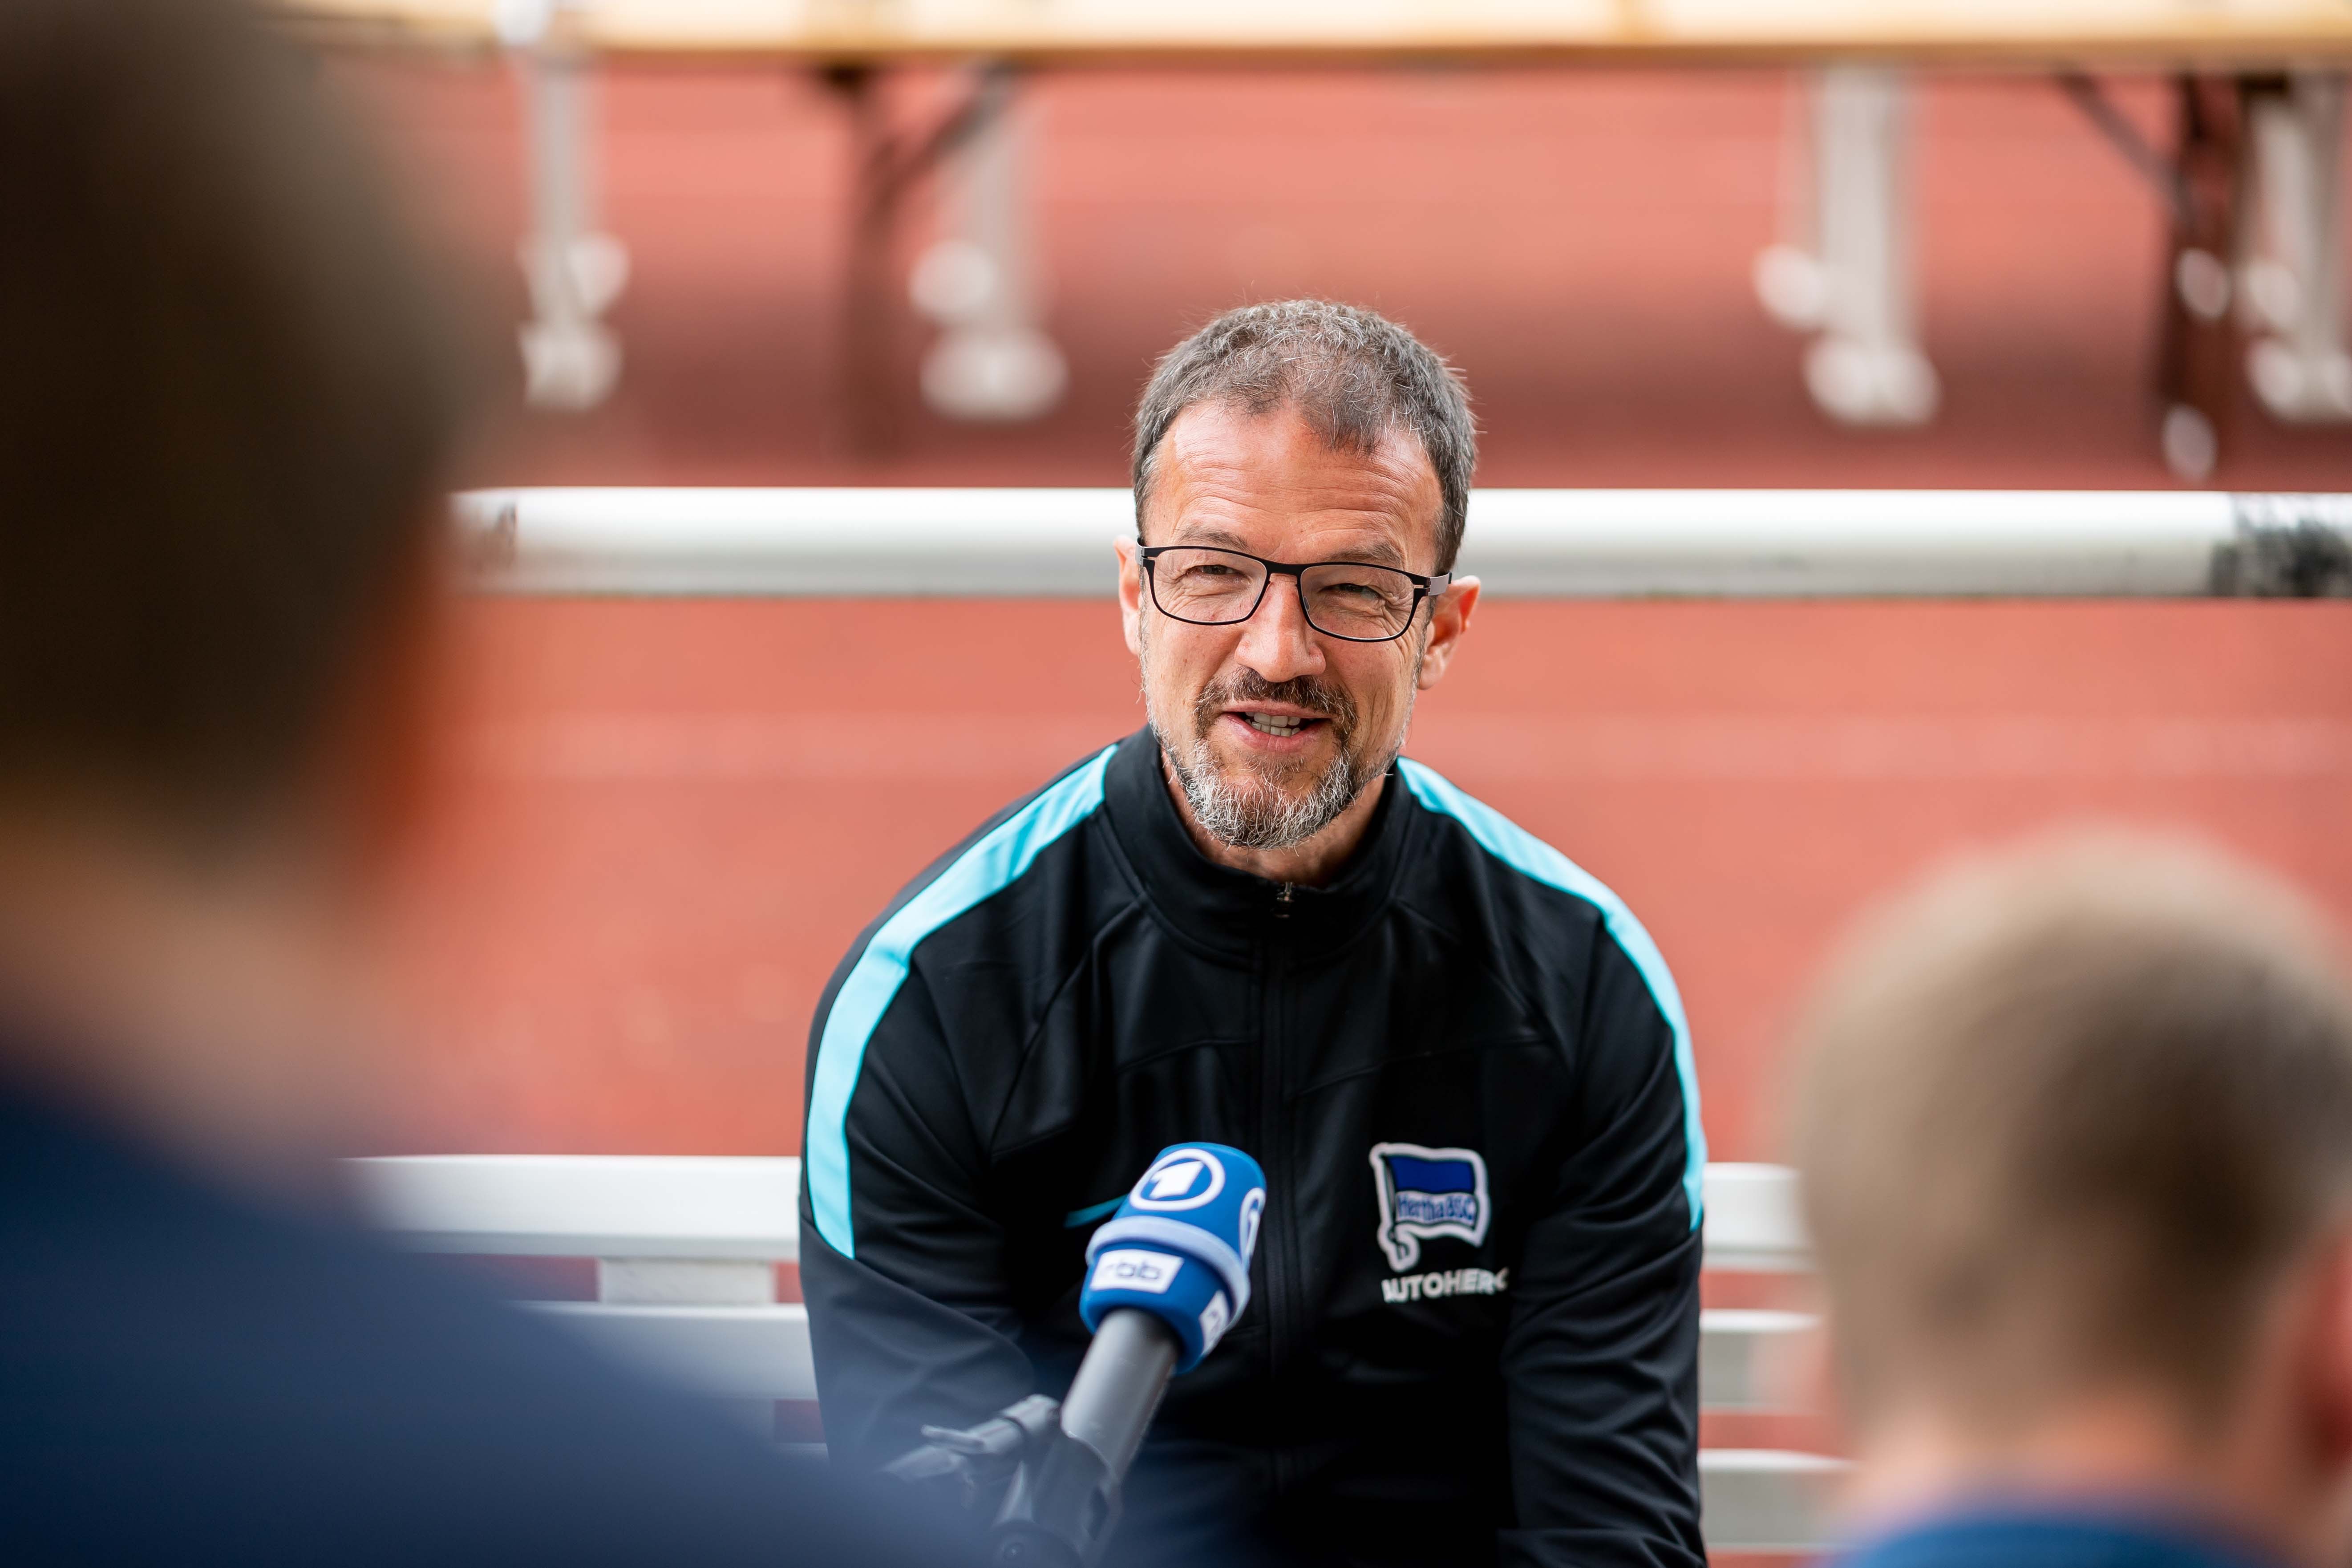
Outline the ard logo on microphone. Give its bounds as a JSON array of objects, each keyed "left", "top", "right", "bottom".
[
  {"left": 1369, "top": 1142, "right": 1490, "bottom": 1272},
  {"left": 1129, "top": 1148, "right": 1226, "bottom": 1210}
]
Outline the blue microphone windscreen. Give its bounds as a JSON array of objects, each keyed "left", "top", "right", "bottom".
[{"left": 1080, "top": 1143, "right": 1267, "bottom": 1372}]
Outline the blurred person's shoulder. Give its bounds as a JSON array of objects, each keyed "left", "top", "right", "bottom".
[
  {"left": 1834, "top": 1506, "right": 2291, "bottom": 1568},
  {"left": 0, "top": 1076, "right": 932, "bottom": 1568}
]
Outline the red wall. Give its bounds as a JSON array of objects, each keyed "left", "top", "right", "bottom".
[
  {"left": 386, "top": 596, "right": 2352, "bottom": 1164},
  {"left": 339, "top": 51, "right": 2352, "bottom": 1166}
]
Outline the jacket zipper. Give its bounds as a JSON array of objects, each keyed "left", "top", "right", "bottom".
[{"left": 1259, "top": 887, "right": 1292, "bottom": 1498}]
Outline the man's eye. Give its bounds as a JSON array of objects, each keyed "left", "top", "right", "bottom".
[
  {"left": 1180, "top": 564, "right": 1244, "bottom": 583},
  {"left": 1316, "top": 576, "right": 1406, "bottom": 608}
]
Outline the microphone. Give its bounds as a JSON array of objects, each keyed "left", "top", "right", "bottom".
[
  {"left": 885, "top": 1143, "right": 1267, "bottom": 1568},
  {"left": 1064, "top": 1143, "right": 1267, "bottom": 1481}
]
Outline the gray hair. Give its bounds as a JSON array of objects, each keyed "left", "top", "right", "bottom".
[{"left": 1131, "top": 300, "right": 1476, "bottom": 573}]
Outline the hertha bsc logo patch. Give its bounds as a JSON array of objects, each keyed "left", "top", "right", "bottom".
[{"left": 1368, "top": 1143, "right": 1490, "bottom": 1272}]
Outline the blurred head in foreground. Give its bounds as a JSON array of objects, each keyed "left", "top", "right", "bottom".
[
  {"left": 1793, "top": 834, "right": 2352, "bottom": 1568},
  {"left": 0, "top": 0, "right": 461, "bottom": 1166},
  {"left": 0, "top": 6, "right": 947, "bottom": 1567}
]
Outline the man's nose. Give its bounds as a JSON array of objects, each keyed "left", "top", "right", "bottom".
[{"left": 1233, "top": 572, "right": 1325, "bottom": 682}]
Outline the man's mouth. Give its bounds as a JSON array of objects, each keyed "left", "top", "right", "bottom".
[
  {"left": 1186, "top": 672, "right": 1355, "bottom": 758},
  {"left": 1234, "top": 711, "right": 1325, "bottom": 738}
]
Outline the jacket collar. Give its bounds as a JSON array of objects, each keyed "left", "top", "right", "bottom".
[{"left": 1101, "top": 728, "right": 1413, "bottom": 964}]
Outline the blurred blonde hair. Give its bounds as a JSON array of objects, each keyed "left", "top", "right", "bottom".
[{"left": 1790, "top": 830, "right": 2352, "bottom": 1436}]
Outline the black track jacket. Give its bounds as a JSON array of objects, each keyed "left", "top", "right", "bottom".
[{"left": 801, "top": 730, "right": 1706, "bottom": 1568}]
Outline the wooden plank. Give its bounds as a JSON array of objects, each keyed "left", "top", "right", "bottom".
[
  {"left": 1703, "top": 1163, "right": 1811, "bottom": 1272},
  {"left": 276, "top": 0, "right": 2352, "bottom": 65},
  {"left": 522, "top": 1299, "right": 1846, "bottom": 1547},
  {"left": 349, "top": 1155, "right": 1843, "bottom": 1542},
  {"left": 1698, "top": 1309, "right": 1820, "bottom": 1410},
  {"left": 348, "top": 1154, "right": 802, "bottom": 1260},
  {"left": 535, "top": 1299, "right": 1815, "bottom": 1421},
  {"left": 352, "top": 1153, "right": 1803, "bottom": 1265},
  {"left": 352, "top": 1152, "right": 1805, "bottom": 1268},
  {"left": 1699, "top": 1449, "right": 1851, "bottom": 1551},
  {"left": 530, "top": 1301, "right": 820, "bottom": 1400}
]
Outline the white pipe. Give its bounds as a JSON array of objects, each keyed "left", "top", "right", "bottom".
[{"left": 451, "top": 487, "right": 2352, "bottom": 599}]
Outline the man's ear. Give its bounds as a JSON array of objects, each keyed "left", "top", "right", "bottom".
[
  {"left": 1116, "top": 537, "right": 1145, "bottom": 658},
  {"left": 2299, "top": 1227, "right": 2352, "bottom": 1462},
  {"left": 2276, "top": 1222, "right": 2352, "bottom": 1476},
  {"left": 2306, "top": 1238, "right": 2352, "bottom": 1568},
  {"left": 1416, "top": 576, "right": 1481, "bottom": 692},
  {"left": 308, "top": 526, "right": 459, "bottom": 900}
]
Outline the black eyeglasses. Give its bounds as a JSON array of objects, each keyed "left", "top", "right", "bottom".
[{"left": 1138, "top": 545, "right": 1450, "bottom": 644}]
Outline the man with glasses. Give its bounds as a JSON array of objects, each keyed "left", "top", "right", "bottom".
[{"left": 802, "top": 301, "right": 1705, "bottom": 1568}]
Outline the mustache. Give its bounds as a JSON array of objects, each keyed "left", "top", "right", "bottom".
[{"left": 1192, "top": 669, "right": 1359, "bottom": 732}]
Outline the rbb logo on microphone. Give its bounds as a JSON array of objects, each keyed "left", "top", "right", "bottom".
[
  {"left": 1081, "top": 1143, "right": 1267, "bottom": 1373},
  {"left": 1089, "top": 1249, "right": 1179, "bottom": 1294}
]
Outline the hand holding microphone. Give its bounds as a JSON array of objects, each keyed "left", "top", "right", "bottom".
[{"left": 885, "top": 1143, "right": 1267, "bottom": 1568}]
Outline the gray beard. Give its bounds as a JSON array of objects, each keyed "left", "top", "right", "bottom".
[
  {"left": 1163, "top": 728, "right": 1376, "bottom": 851},
  {"left": 1141, "top": 617, "right": 1417, "bottom": 853}
]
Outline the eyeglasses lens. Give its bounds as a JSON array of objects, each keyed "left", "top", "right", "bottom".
[
  {"left": 1300, "top": 563, "right": 1418, "bottom": 639},
  {"left": 1150, "top": 548, "right": 1418, "bottom": 641},
  {"left": 1150, "top": 548, "right": 1267, "bottom": 624}
]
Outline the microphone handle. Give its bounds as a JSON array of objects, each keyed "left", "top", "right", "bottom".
[{"left": 1058, "top": 1308, "right": 1179, "bottom": 1483}]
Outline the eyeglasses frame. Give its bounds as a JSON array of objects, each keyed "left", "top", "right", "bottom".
[{"left": 1136, "top": 543, "right": 1451, "bottom": 645}]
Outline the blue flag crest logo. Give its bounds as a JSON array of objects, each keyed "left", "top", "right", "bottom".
[{"left": 1368, "top": 1142, "right": 1490, "bottom": 1272}]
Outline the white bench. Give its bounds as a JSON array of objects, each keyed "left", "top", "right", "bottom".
[
  {"left": 351, "top": 1154, "right": 813, "bottom": 1433},
  {"left": 348, "top": 1155, "right": 1843, "bottom": 1549}
]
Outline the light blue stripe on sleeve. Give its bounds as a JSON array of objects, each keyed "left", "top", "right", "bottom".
[
  {"left": 1062, "top": 1196, "right": 1124, "bottom": 1229},
  {"left": 806, "top": 746, "right": 1118, "bottom": 1259},
  {"left": 1396, "top": 758, "right": 1708, "bottom": 1229}
]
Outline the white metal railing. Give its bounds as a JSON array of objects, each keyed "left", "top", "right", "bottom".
[
  {"left": 349, "top": 1154, "right": 1839, "bottom": 1548},
  {"left": 353, "top": 1153, "right": 800, "bottom": 1261},
  {"left": 451, "top": 487, "right": 2352, "bottom": 599}
]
